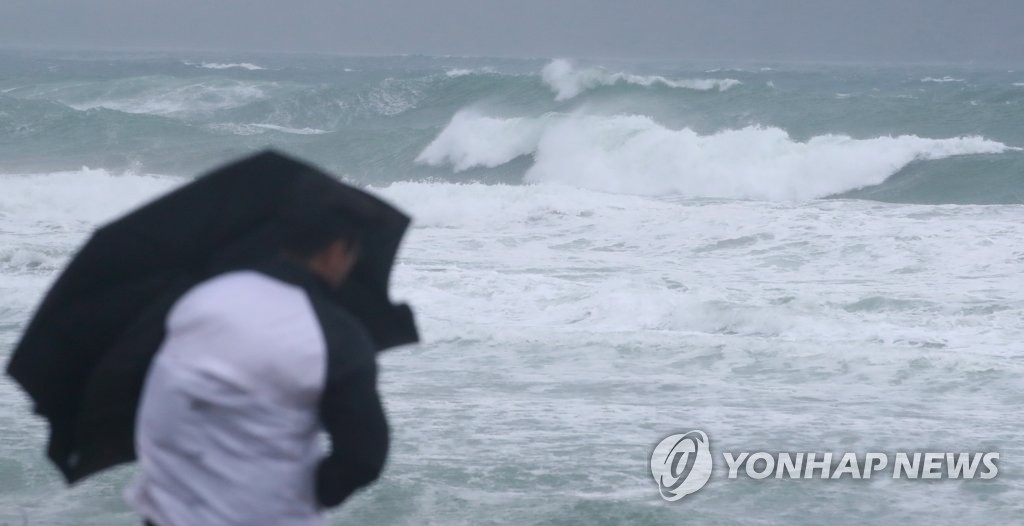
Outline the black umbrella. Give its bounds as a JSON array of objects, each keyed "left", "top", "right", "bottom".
[{"left": 6, "top": 150, "right": 418, "bottom": 483}]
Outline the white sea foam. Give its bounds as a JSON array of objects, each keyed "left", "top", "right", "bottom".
[
  {"left": 445, "top": 67, "right": 495, "bottom": 77},
  {"left": 0, "top": 168, "right": 183, "bottom": 234},
  {"left": 921, "top": 76, "right": 965, "bottom": 83},
  {"left": 541, "top": 59, "right": 740, "bottom": 101},
  {"left": 0, "top": 168, "right": 184, "bottom": 319},
  {"left": 418, "top": 110, "right": 1014, "bottom": 200},
  {"left": 209, "top": 123, "right": 330, "bottom": 135},
  {"left": 64, "top": 80, "right": 268, "bottom": 116},
  {"left": 1013, "top": 82, "right": 1024, "bottom": 87},
  {"left": 375, "top": 179, "right": 1024, "bottom": 356},
  {"left": 2, "top": 167, "right": 1024, "bottom": 524},
  {"left": 195, "top": 62, "right": 266, "bottom": 71}
]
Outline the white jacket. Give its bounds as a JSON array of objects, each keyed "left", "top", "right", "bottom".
[{"left": 126, "top": 261, "right": 387, "bottom": 526}]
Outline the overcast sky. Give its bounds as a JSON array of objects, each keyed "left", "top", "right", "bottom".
[{"left": 1, "top": 0, "right": 1021, "bottom": 64}]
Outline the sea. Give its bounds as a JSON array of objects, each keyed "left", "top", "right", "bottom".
[{"left": 0, "top": 50, "right": 1022, "bottom": 525}]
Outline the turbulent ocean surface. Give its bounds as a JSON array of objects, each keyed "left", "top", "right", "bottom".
[{"left": 1, "top": 51, "right": 1023, "bottom": 525}]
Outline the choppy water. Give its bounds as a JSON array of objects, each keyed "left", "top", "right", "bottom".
[{"left": 1, "top": 51, "right": 1023, "bottom": 525}]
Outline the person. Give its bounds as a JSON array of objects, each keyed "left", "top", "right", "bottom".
[{"left": 125, "top": 205, "right": 389, "bottom": 526}]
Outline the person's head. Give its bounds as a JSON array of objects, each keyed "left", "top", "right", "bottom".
[{"left": 280, "top": 206, "right": 362, "bottom": 288}]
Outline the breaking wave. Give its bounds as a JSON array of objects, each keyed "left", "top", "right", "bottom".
[
  {"left": 0, "top": 168, "right": 183, "bottom": 234},
  {"left": 541, "top": 59, "right": 740, "bottom": 101},
  {"left": 3, "top": 53, "right": 1023, "bottom": 205},
  {"left": 417, "top": 110, "right": 1015, "bottom": 200}
]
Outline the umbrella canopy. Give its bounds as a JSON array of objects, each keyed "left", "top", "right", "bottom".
[{"left": 6, "top": 150, "right": 418, "bottom": 483}]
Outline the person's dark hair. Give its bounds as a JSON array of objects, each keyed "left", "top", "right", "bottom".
[{"left": 279, "top": 205, "right": 362, "bottom": 259}]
